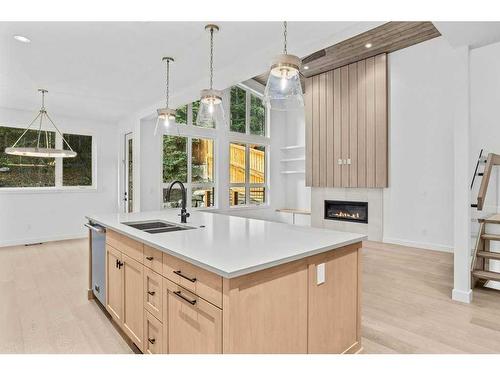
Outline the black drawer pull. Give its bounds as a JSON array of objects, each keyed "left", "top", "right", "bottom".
[
  {"left": 147, "top": 291, "right": 155, "bottom": 296},
  {"left": 173, "top": 290, "right": 197, "bottom": 305},
  {"left": 148, "top": 338, "right": 156, "bottom": 344},
  {"left": 145, "top": 256, "right": 154, "bottom": 261},
  {"left": 173, "top": 270, "right": 197, "bottom": 283}
]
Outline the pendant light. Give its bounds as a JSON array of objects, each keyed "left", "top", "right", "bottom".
[
  {"left": 154, "top": 57, "right": 176, "bottom": 135},
  {"left": 196, "top": 24, "right": 225, "bottom": 128},
  {"left": 5, "top": 89, "right": 76, "bottom": 158},
  {"left": 263, "top": 21, "right": 304, "bottom": 111}
]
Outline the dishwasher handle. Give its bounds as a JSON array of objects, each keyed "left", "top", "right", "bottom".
[{"left": 85, "top": 223, "right": 106, "bottom": 233}]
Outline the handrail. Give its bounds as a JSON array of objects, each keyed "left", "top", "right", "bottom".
[
  {"left": 470, "top": 149, "right": 483, "bottom": 190},
  {"left": 476, "top": 153, "right": 500, "bottom": 211}
]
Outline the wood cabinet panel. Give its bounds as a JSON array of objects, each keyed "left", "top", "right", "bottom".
[
  {"left": 308, "top": 245, "right": 360, "bottom": 353},
  {"left": 222, "top": 260, "right": 308, "bottom": 353},
  {"left": 105, "top": 244, "right": 122, "bottom": 324},
  {"left": 122, "top": 254, "right": 144, "bottom": 352},
  {"left": 106, "top": 229, "right": 143, "bottom": 263},
  {"left": 144, "top": 267, "right": 163, "bottom": 322},
  {"left": 305, "top": 53, "right": 387, "bottom": 188},
  {"left": 162, "top": 253, "right": 222, "bottom": 308},
  {"left": 166, "top": 279, "right": 222, "bottom": 354},
  {"left": 143, "top": 245, "right": 163, "bottom": 274},
  {"left": 144, "top": 310, "right": 163, "bottom": 354}
]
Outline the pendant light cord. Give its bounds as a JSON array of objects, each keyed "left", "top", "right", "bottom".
[
  {"left": 165, "top": 59, "right": 170, "bottom": 108},
  {"left": 283, "top": 21, "right": 287, "bottom": 54},
  {"left": 210, "top": 27, "right": 214, "bottom": 89}
]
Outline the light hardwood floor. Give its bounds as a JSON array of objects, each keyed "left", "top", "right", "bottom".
[{"left": 1, "top": 238, "right": 500, "bottom": 354}]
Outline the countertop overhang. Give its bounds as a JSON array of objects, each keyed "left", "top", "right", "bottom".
[{"left": 86, "top": 210, "right": 366, "bottom": 278}]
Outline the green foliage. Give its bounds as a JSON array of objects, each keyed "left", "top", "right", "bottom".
[
  {"left": 250, "top": 95, "right": 265, "bottom": 136},
  {"left": 63, "top": 134, "right": 92, "bottom": 186},
  {"left": 163, "top": 135, "right": 187, "bottom": 183},
  {"left": 230, "top": 86, "right": 246, "bottom": 133},
  {"left": 176, "top": 105, "right": 188, "bottom": 125}
]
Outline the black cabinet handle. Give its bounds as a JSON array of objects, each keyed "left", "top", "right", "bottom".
[
  {"left": 145, "top": 256, "right": 154, "bottom": 261},
  {"left": 116, "top": 259, "right": 119, "bottom": 268},
  {"left": 118, "top": 261, "right": 124, "bottom": 269},
  {"left": 173, "top": 270, "right": 197, "bottom": 283},
  {"left": 147, "top": 291, "right": 155, "bottom": 296},
  {"left": 173, "top": 290, "right": 197, "bottom": 305},
  {"left": 148, "top": 338, "right": 156, "bottom": 344}
]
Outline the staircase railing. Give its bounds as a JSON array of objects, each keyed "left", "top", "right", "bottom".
[{"left": 476, "top": 153, "right": 500, "bottom": 211}]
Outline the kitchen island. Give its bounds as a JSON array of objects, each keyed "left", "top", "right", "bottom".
[{"left": 86, "top": 210, "right": 365, "bottom": 354}]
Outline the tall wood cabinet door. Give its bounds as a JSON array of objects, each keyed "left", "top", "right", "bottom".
[
  {"left": 167, "top": 280, "right": 222, "bottom": 354},
  {"left": 122, "top": 254, "right": 145, "bottom": 352},
  {"left": 308, "top": 247, "right": 360, "bottom": 353},
  {"left": 106, "top": 245, "right": 123, "bottom": 324}
]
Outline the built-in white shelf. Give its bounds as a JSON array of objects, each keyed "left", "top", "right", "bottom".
[
  {"left": 280, "top": 157, "right": 306, "bottom": 163},
  {"left": 281, "top": 170, "right": 305, "bottom": 175},
  {"left": 280, "top": 145, "right": 305, "bottom": 151}
]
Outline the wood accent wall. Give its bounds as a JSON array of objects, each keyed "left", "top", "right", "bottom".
[{"left": 306, "top": 53, "right": 387, "bottom": 188}]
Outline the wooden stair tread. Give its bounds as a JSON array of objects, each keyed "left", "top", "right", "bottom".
[
  {"left": 472, "top": 270, "right": 500, "bottom": 282},
  {"left": 479, "top": 214, "right": 500, "bottom": 224},
  {"left": 477, "top": 251, "right": 500, "bottom": 260},
  {"left": 481, "top": 234, "right": 500, "bottom": 241}
]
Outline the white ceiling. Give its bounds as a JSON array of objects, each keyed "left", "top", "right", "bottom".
[
  {"left": 0, "top": 21, "right": 383, "bottom": 123},
  {"left": 435, "top": 22, "right": 500, "bottom": 49}
]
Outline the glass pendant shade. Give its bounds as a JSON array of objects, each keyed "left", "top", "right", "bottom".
[
  {"left": 264, "top": 53, "right": 304, "bottom": 111},
  {"left": 196, "top": 89, "right": 224, "bottom": 128},
  {"left": 5, "top": 89, "right": 77, "bottom": 158},
  {"left": 154, "top": 107, "right": 176, "bottom": 135}
]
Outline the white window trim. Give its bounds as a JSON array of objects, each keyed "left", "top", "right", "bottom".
[
  {"left": 0, "top": 128, "right": 97, "bottom": 193},
  {"left": 160, "top": 124, "right": 217, "bottom": 210},
  {"left": 228, "top": 84, "right": 269, "bottom": 138}
]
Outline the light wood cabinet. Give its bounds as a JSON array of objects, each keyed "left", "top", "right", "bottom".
[
  {"left": 106, "top": 244, "right": 123, "bottom": 324},
  {"left": 144, "top": 310, "right": 163, "bottom": 354},
  {"left": 306, "top": 54, "right": 387, "bottom": 188},
  {"left": 144, "top": 245, "right": 163, "bottom": 274},
  {"left": 144, "top": 267, "right": 163, "bottom": 321},
  {"left": 122, "top": 254, "right": 145, "bottom": 352},
  {"left": 308, "top": 244, "right": 361, "bottom": 353},
  {"left": 166, "top": 279, "right": 222, "bottom": 354}
]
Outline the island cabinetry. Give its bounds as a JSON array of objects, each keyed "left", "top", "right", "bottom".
[
  {"left": 144, "top": 310, "right": 163, "bottom": 354},
  {"left": 307, "top": 243, "right": 361, "bottom": 353},
  {"left": 144, "top": 267, "right": 163, "bottom": 321},
  {"left": 165, "top": 279, "right": 222, "bottom": 354},
  {"left": 143, "top": 245, "right": 163, "bottom": 274},
  {"left": 162, "top": 253, "right": 223, "bottom": 308},
  {"left": 106, "top": 244, "right": 123, "bottom": 323}
]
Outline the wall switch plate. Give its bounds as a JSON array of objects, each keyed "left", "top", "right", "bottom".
[{"left": 317, "top": 263, "right": 325, "bottom": 285}]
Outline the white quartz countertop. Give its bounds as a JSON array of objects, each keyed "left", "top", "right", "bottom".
[{"left": 86, "top": 210, "right": 366, "bottom": 278}]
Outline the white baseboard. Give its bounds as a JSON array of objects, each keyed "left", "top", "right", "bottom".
[
  {"left": 452, "top": 288, "right": 473, "bottom": 303},
  {"left": 0, "top": 232, "right": 87, "bottom": 248},
  {"left": 382, "top": 237, "right": 453, "bottom": 253}
]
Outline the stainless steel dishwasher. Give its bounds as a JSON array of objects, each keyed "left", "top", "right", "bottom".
[{"left": 85, "top": 222, "right": 106, "bottom": 305}]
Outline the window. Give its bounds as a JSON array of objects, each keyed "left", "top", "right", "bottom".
[
  {"left": 229, "top": 142, "right": 266, "bottom": 206},
  {"left": 175, "top": 105, "right": 188, "bottom": 125},
  {"left": 0, "top": 126, "right": 56, "bottom": 187},
  {"left": 163, "top": 135, "right": 215, "bottom": 208},
  {"left": 175, "top": 100, "right": 214, "bottom": 128},
  {"left": 0, "top": 126, "right": 94, "bottom": 189},
  {"left": 230, "top": 85, "right": 266, "bottom": 136},
  {"left": 63, "top": 133, "right": 92, "bottom": 186}
]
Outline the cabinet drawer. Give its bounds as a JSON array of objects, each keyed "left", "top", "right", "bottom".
[
  {"left": 107, "top": 230, "right": 143, "bottom": 263},
  {"left": 166, "top": 279, "right": 222, "bottom": 354},
  {"left": 143, "top": 245, "right": 163, "bottom": 274},
  {"left": 163, "top": 253, "right": 222, "bottom": 308},
  {"left": 144, "top": 310, "right": 163, "bottom": 354},
  {"left": 144, "top": 268, "right": 163, "bottom": 322}
]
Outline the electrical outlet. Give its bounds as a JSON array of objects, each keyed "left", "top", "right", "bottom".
[{"left": 317, "top": 263, "right": 325, "bottom": 285}]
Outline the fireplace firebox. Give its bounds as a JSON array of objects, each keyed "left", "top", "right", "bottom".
[{"left": 324, "top": 200, "right": 368, "bottom": 224}]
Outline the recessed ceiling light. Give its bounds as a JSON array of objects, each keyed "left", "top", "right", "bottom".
[
  {"left": 303, "top": 66, "right": 309, "bottom": 70},
  {"left": 365, "top": 43, "right": 372, "bottom": 48},
  {"left": 13, "top": 35, "right": 31, "bottom": 43}
]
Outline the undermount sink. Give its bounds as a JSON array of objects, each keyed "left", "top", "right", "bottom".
[{"left": 122, "top": 220, "right": 195, "bottom": 234}]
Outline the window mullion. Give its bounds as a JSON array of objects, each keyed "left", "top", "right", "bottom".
[
  {"left": 55, "top": 133, "right": 63, "bottom": 187},
  {"left": 245, "top": 144, "right": 250, "bottom": 204}
]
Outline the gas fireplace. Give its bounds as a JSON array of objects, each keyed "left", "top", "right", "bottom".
[{"left": 324, "top": 200, "right": 368, "bottom": 224}]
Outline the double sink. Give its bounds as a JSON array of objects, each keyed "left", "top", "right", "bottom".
[{"left": 123, "top": 220, "right": 195, "bottom": 234}]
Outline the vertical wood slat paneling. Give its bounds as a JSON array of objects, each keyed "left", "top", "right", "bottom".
[
  {"left": 326, "top": 71, "right": 334, "bottom": 187},
  {"left": 333, "top": 69, "right": 342, "bottom": 187},
  {"left": 305, "top": 53, "right": 387, "bottom": 189},
  {"left": 340, "top": 66, "right": 350, "bottom": 188},
  {"left": 348, "top": 63, "right": 358, "bottom": 188},
  {"left": 312, "top": 75, "right": 320, "bottom": 187},
  {"left": 374, "top": 54, "right": 388, "bottom": 187},
  {"left": 357, "top": 60, "right": 367, "bottom": 187},
  {"left": 365, "top": 57, "right": 376, "bottom": 188},
  {"left": 305, "top": 78, "right": 313, "bottom": 187},
  {"left": 319, "top": 73, "right": 327, "bottom": 187}
]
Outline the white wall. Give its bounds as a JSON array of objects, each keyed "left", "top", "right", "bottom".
[
  {"left": 0, "top": 107, "right": 119, "bottom": 246},
  {"left": 383, "top": 37, "right": 457, "bottom": 252}
]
